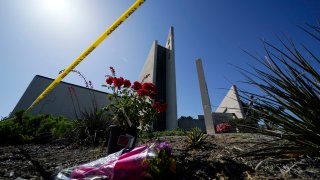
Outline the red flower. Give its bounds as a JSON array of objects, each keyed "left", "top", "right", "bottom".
[
  {"left": 152, "top": 102, "right": 168, "bottom": 113},
  {"left": 132, "top": 81, "right": 142, "bottom": 91},
  {"left": 119, "top": 77, "right": 124, "bottom": 83},
  {"left": 216, "top": 123, "right": 231, "bottom": 133},
  {"left": 142, "top": 82, "right": 156, "bottom": 93},
  {"left": 138, "top": 88, "right": 148, "bottom": 96},
  {"left": 113, "top": 77, "right": 124, "bottom": 88},
  {"left": 106, "top": 76, "right": 113, "bottom": 85},
  {"left": 123, "top": 79, "right": 131, "bottom": 88},
  {"left": 148, "top": 92, "right": 156, "bottom": 99},
  {"left": 159, "top": 103, "right": 168, "bottom": 113}
]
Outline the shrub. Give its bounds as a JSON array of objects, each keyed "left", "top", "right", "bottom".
[
  {"left": 0, "top": 118, "right": 25, "bottom": 144},
  {"left": 0, "top": 112, "right": 72, "bottom": 145},
  {"left": 52, "top": 118, "right": 73, "bottom": 138},
  {"left": 0, "top": 109, "right": 115, "bottom": 146},
  {"left": 68, "top": 110, "right": 113, "bottom": 146}
]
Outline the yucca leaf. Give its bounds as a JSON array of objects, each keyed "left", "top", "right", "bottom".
[{"left": 240, "top": 23, "right": 320, "bottom": 157}]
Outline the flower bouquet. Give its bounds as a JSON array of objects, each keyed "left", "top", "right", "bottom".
[
  {"left": 55, "top": 141, "right": 176, "bottom": 180},
  {"left": 103, "top": 67, "right": 167, "bottom": 154},
  {"left": 103, "top": 67, "right": 167, "bottom": 131}
]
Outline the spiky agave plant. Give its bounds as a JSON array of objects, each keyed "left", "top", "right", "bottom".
[
  {"left": 241, "top": 23, "right": 320, "bottom": 156},
  {"left": 187, "top": 127, "right": 207, "bottom": 147}
]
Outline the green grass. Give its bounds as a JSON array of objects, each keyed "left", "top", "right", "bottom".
[{"left": 139, "top": 128, "right": 186, "bottom": 140}]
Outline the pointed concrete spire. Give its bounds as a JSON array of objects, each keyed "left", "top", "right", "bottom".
[
  {"left": 215, "top": 85, "right": 244, "bottom": 119},
  {"left": 138, "top": 27, "right": 177, "bottom": 131},
  {"left": 165, "top": 26, "right": 177, "bottom": 130},
  {"left": 166, "top": 26, "right": 174, "bottom": 51},
  {"left": 196, "top": 59, "right": 215, "bottom": 134}
]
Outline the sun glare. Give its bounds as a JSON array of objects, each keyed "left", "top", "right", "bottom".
[{"left": 41, "top": 0, "right": 71, "bottom": 20}]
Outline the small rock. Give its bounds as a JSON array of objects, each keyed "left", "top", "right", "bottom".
[
  {"left": 55, "top": 165, "right": 63, "bottom": 171},
  {"left": 15, "top": 177, "right": 27, "bottom": 180}
]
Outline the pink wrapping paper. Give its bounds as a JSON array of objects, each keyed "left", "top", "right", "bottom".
[{"left": 70, "top": 145, "right": 149, "bottom": 179}]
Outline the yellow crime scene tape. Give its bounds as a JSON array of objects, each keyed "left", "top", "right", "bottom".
[{"left": 26, "top": 0, "right": 146, "bottom": 112}]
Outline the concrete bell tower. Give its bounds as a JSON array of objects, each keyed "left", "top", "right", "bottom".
[{"left": 139, "top": 27, "right": 177, "bottom": 131}]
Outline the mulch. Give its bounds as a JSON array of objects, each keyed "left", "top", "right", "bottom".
[{"left": 0, "top": 133, "right": 319, "bottom": 179}]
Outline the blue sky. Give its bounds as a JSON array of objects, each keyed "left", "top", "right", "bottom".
[{"left": 0, "top": 0, "right": 319, "bottom": 118}]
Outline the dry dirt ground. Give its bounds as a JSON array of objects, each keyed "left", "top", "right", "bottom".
[{"left": 0, "top": 133, "right": 319, "bottom": 179}]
